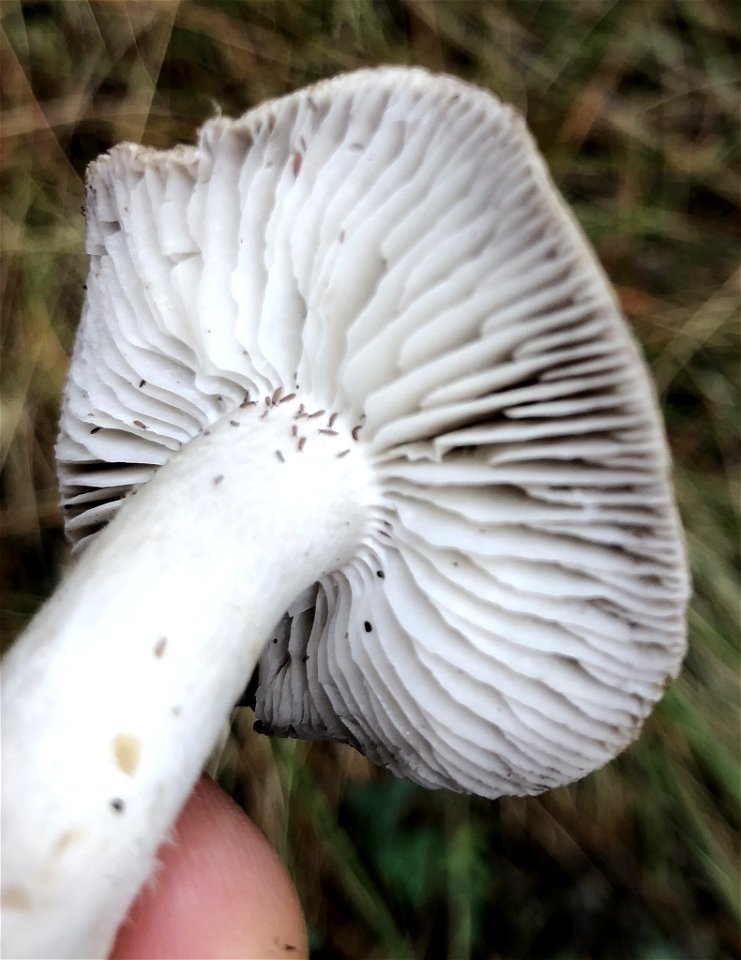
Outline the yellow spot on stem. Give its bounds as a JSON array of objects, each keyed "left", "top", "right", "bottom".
[
  {"left": 53, "top": 828, "right": 84, "bottom": 857},
  {"left": 2, "top": 886, "right": 31, "bottom": 910},
  {"left": 113, "top": 733, "right": 142, "bottom": 777}
]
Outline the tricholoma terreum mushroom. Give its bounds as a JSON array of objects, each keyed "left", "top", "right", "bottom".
[{"left": 1, "top": 67, "right": 689, "bottom": 958}]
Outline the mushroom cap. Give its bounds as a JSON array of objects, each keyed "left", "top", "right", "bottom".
[{"left": 59, "top": 67, "right": 689, "bottom": 798}]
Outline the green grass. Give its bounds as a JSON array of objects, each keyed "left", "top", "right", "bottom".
[{"left": 1, "top": 2, "right": 739, "bottom": 958}]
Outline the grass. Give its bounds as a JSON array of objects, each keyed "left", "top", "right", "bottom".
[{"left": 1, "top": 1, "right": 739, "bottom": 957}]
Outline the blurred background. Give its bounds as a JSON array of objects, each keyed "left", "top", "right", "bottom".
[{"left": 1, "top": 2, "right": 738, "bottom": 958}]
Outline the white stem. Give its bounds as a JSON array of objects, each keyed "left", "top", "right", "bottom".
[{"left": 1, "top": 398, "right": 374, "bottom": 959}]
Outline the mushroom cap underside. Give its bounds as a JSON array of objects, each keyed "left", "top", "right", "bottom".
[{"left": 58, "top": 67, "right": 689, "bottom": 797}]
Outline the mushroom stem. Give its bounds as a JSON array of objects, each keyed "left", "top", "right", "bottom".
[{"left": 1, "top": 398, "right": 374, "bottom": 959}]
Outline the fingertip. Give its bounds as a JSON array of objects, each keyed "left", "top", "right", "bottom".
[{"left": 111, "top": 776, "right": 307, "bottom": 959}]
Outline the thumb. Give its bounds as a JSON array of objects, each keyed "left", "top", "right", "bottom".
[{"left": 110, "top": 775, "right": 307, "bottom": 960}]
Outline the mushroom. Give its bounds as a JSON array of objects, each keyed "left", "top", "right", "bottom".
[{"left": 0, "top": 67, "right": 689, "bottom": 958}]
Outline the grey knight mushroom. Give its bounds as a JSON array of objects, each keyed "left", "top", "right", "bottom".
[{"left": 1, "top": 67, "right": 689, "bottom": 958}]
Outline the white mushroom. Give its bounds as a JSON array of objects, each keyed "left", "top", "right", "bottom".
[{"left": 0, "top": 67, "right": 689, "bottom": 959}]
